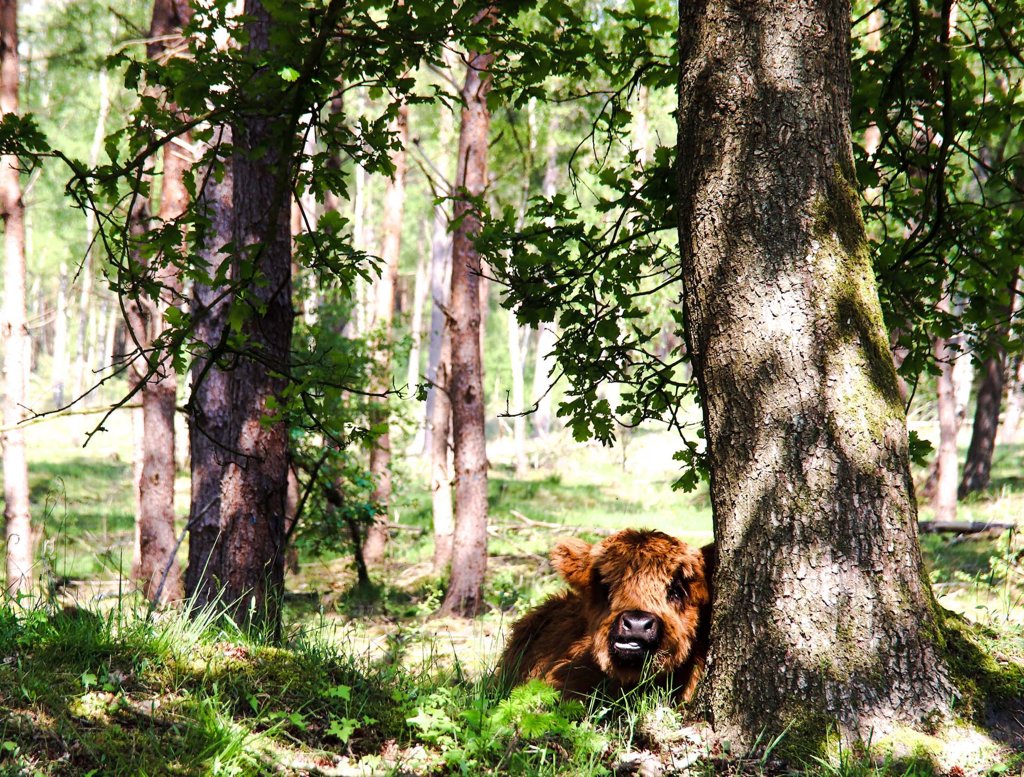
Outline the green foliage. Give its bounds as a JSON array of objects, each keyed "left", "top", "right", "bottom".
[{"left": 408, "top": 679, "right": 608, "bottom": 774}]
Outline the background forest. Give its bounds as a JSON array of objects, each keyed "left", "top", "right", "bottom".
[{"left": 0, "top": 0, "right": 1022, "bottom": 774}]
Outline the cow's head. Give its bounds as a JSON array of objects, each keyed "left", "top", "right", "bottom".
[{"left": 551, "top": 529, "right": 710, "bottom": 687}]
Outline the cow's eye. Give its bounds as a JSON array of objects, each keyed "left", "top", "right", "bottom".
[
  {"left": 667, "top": 575, "right": 688, "bottom": 605},
  {"left": 589, "top": 569, "right": 611, "bottom": 603}
]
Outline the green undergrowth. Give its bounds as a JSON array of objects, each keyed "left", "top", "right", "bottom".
[
  {"left": 0, "top": 599, "right": 683, "bottom": 776},
  {"left": 3, "top": 598, "right": 1016, "bottom": 776}
]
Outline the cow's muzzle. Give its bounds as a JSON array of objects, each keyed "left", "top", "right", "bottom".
[{"left": 609, "top": 610, "right": 661, "bottom": 666}]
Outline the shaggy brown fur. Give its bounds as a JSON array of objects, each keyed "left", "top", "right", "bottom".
[{"left": 499, "top": 529, "right": 714, "bottom": 701}]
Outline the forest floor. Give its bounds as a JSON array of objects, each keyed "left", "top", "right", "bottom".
[{"left": 1, "top": 410, "right": 1023, "bottom": 775}]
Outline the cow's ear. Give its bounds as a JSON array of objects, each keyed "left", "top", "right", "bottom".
[{"left": 551, "top": 537, "right": 592, "bottom": 589}]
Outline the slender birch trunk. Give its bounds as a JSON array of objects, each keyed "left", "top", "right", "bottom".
[
  {"left": 406, "top": 245, "right": 429, "bottom": 396},
  {"left": 73, "top": 68, "right": 110, "bottom": 401},
  {"left": 422, "top": 102, "right": 455, "bottom": 455},
  {"left": 531, "top": 125, "right": 560, "bottom": 438},
  {"left": 51, "top": 263, "right": 68, "bottom": 407},
  {"left": 430, "top": 330, "right": 454, "bottom": 574},
  {"left": 362, "top": 102, "right": 409, "bottom": 566}
]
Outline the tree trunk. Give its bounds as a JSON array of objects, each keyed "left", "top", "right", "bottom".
[
  {"left": 430, "top": 330, "right": 454, "bottom": 574},
  {"left": 958, "top": 350, "right": 1004, "bottom": 496},
  {"left": 362, "top": 102, "right": 409, "bottom": 567},
  {"left": 185, "top": 128, "right": 235, "bottom": 610},
  {"left": 438, "top": 15, "right": 494, "bottom": 618},
  {"left": 51, "top": 263, "right": 68, "bottom": 407},
  {"left": 73, "top": 67, "right": 110, "bottom": 401},
  {"left": 1, "top": 0, "right": 32, "bottom": 595},
  {"left": 999, "top": 353, "right": 1024, "bottom": 443},
  {"left": 676, "top": 0, "right": 952, "bottom": 746},
  {"left": 531, "top": 130, "right": 559, "bottom": 438},
  {"left": 959, "top": 272, "right": 1018, "bottom": 496},
  {"left": 421, "top": 104, "right": 454, "bottom": 454},
  {"left": 507, "top": 305, "right": 527, "bottom": 476},
  {"left": 406, "top": 245, "right": 429, "bottom": 397},
  {"left": 928, "top": 295, "right": 960, "bottom": 519},
  {"left": 124, "top": 0, "right": 192, "bottom": 606},
  {"left": 212, "top": 0, "right": 295, "bottom": 634}
]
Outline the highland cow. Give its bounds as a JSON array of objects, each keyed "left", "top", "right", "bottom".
[{"left": 499, "top": 529, "right": 714, "bottom": 701}]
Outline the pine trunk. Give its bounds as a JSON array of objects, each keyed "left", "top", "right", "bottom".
[
  {"left": 438, "top": 18, "right": 493, "bottom": 618},
  {"left": 999, "top": 353, "right": 1024, "bottom": 443},
  {"left": 959, "top": 273, "right": 1018, "bottom": 496},
  {"left": 213, "top": 0, "right": 294, "bottom": 633},
  {"left": 1, "top": 0, "right": 31, "bottom": 595},
  {"left": 676, "top": 0, "right": 952, "bottom": 745},
  {"left": 362, "top": 103, "right": 409, "bottom": 566},
  {"left": 125, "top": 0, "right": 192, "bottom": 605},
  {"left": 185, "top": 128, "right": 234, "bottom": 609}
]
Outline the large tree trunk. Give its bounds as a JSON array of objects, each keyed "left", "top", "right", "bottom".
[
  {"left": 959, "top": 272, "right": 1018, "bottom": 496},
  {"left": 362, "top": 103, "right": 409, "bottom": 566},
  {"left": 437, "top": 16, "right": 494, "bottom": 618},
  {"left": 676, "top": 0, "right": 952, "bottom": 746},
  {"left": 185, "top": 128, "right": 235, "bottom": 610},
  {"left": 126, "top": 0, "right": 192, "bottom": 605},
  {"left": 1, "top": 0, "right": 32, "bottom": 595}
]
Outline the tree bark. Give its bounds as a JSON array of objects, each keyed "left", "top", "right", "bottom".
[
  {"left": 999, "top": 353, "right": 1024, "bottom": 443},
  {"left": 437, "top": 15, "right": 494, "bottom": 618},
  {"left": 51, "top": 264, "right": 68, "bottom": 407},
  {"left": 73, "top": 68, "right": 110, "bottom": 401},
  {"left": 406, "top": 246, "right": 429, "bottom": 398},
  {"left": 362, "top": 102, "right": 409, "bottom": 566},
  {"left": 959, "top": 272, "right": 1018, "bottom": 496},
  {"left": 185, "top": 127, "right": 235, "bottom": 610},
  {"left": 1, "top": 0, "right": 32, "bottom": 595},
  {"left": 212, "top": 0, "right": 295, "bottom": 634},
  {"left": 931, "top": 327, "right": 960, "bottom": 520},
  {"left": 421, "top": 101, "right": 455, "bottom": 454},
  {"left": 430, "top": 329, "right": 454, "bottom": 574},
  {"left": 676, "top": 0, "right": 952, "bottom": 746},
  {"left": 531, "top": 128, "right": 559, "bottom": 438},
  {"left": 507, "top": 303, "right": 527, "bottom": 476},
  {"left": 124, "top": 0, "right": 192, "bottom": 605}
]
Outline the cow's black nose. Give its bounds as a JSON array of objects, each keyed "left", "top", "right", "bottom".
[{"left": 617, "top": 610, "right": 660, "bottom": 643}]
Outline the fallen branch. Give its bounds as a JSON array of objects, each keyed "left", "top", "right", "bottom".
[{"left": 918, "top": 520, "right": 1016, "bottom": 535}]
